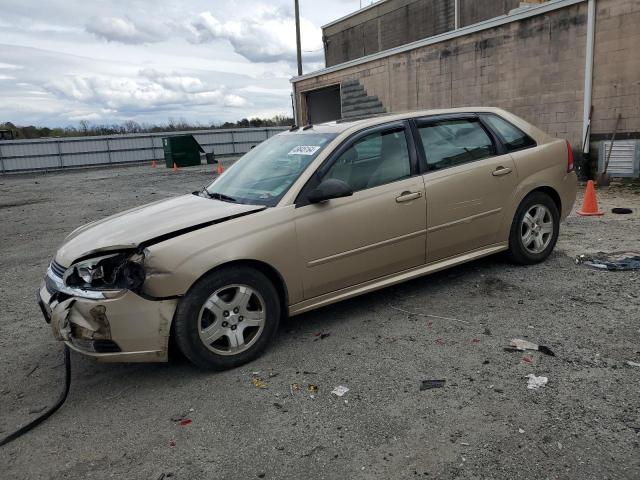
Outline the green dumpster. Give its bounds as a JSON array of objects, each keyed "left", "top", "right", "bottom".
[{"left": 162, "top": 135, "right": 204, "bottom": 168}]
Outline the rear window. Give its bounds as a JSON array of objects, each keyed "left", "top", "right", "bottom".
[{"left": 482, "top": 114, "right": 536, "bottom": 152}]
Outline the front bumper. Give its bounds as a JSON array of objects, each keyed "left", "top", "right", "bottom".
[{"left": 38, "top": 269, "right": 178, "bottom": 363}]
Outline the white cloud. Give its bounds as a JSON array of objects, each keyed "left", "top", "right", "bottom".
[
  {"left": 44, "top": 72, "right": 247, "bottom": 111},
  {"left": 187, "top": 6, "right": 324, "bottom": 64},
  {"left": 0, "top": 0, "right": 363, "bottom": 126},
  {"left": 0, "top": 62, "right": 23, "bottom": 70},
  {"left": 86, "top": 16, "right": 167, "bottom": 44}
]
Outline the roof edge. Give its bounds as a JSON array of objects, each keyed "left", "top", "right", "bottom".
[{"left": 293, "top": 0, "right": 586, "bottom": 84}]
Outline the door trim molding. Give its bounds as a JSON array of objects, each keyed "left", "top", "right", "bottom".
[
  {"left": 307, "top": 229, "right": 426, "bottom": 267},
  {"left": 427, "top": 207, "right": 502, "bottom": 233},
  {"left": 290, "top": 242, "right": 507, "bottom": 316}
]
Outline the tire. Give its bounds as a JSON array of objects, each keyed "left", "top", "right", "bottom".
[
  {"left": 173, "top": 266, "right": 281, "bottom": 370},
  {"left": 506, "top": 191, "right": 560, "bottom": 265}
]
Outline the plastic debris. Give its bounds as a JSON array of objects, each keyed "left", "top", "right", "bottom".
[
  {"left": 331, "top": 385, "right": 349, "bottom": 397},
  {"left": 626, "top": 361, "right": 640, "bottom": 367},
  {"left": 179, "top": 419, "right": 192, "bottom": 426},
  {"left": 420, "top": 379, "right": 446, "bottom": 390},
  {"left": 575, "top": 252, "right": 640, "bottom": 271},
  {"left": 526, "top": 374, "right": 548, "bottom": 390},
  {"left": 307, "top": 384, "right": 318, "bottom": 393},
  {"left": 611, "top": 208, "right": 633, "bottom": 214},
  {"left": 505, "top": 338, "right": 555, "bottom": 356},
  {"left": 518, "top": 428, "right": 525, "bottom": 434},
  {"left": 251, "top": 377, "right": 267, "bottom": 389}
]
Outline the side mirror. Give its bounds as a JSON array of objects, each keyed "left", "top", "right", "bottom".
[{"left": 307, "top": 178, "right": 353, "bottom": 204}]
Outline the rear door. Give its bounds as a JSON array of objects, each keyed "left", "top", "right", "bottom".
[
  {"left": 294, "top": 122, "right": 427, "bottom": 299},
  {"left": 414, "top": 115, "right": 518, "bottom": 262}
]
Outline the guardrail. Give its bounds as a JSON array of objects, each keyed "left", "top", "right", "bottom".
[{"left": 0, "top": 127, "right": 287, "bottom": 173}]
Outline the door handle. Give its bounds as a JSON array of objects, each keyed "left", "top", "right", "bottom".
[
  {"left": 396, "top": 191, "right": 422, "bottom": 203},
  {"left": 492, "top": 166, "right": 512, "bottom": 176}
]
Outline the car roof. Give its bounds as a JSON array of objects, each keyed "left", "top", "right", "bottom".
[
  {"left": 289, "top": 106, "right": 548, "bottom": 142},
  {"left": 312, "top": 107, "right": 515, "bottom": 130}
]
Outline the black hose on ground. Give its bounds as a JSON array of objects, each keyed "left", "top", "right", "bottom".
[{"left": 0, "top": 345, "right": 71, "bottom": 447}]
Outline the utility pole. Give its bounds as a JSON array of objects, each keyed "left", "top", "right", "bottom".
[{"left": 294, "top": 0, "right": 303, "bottom": 76}]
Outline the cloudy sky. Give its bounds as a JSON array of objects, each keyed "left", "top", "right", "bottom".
[{"left": 0, "top": 0, "right": 363, "bottom": 127}]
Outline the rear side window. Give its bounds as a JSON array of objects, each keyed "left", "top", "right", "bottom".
[
  {"left": 417, "top": 119, "right": 495, "bottom": 170},
  {"left": 482, "top": 114, "right": 536, "bottom": 152}
]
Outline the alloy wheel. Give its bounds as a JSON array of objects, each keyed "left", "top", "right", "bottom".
[
  {"left": 197, "top": 284, "right": 266, "bottom": 356},
  {"left": 520, "top": 204, "right": 554, "bottom": 254}
]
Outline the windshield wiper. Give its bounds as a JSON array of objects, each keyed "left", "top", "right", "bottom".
[{"left": 205, "top": 191, "right": 237, "bottom": 203}]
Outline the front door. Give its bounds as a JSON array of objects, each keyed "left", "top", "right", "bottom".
[
  {"left": 414, "top": 116, "right": 518, "bottom": 262},
  {"left": 295, "top": 123, "right": 427, "bottom": 299}
]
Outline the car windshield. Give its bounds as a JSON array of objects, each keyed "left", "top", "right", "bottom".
[{"left": 205, "top": 132, "right": 337, "bottom": 206}]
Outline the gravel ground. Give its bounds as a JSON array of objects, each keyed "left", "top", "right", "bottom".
[{"left": 0, "top": 164, "right": 639, "bottom": 479}]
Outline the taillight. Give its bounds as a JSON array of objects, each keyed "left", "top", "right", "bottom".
[{"left": 566, "top": 140, "right": 574, "bottom": 172}]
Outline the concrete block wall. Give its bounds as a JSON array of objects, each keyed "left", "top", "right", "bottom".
[
  {"left": 296, "top": 0, "right": 640, "bottom": 150},
  {"left": 323, "top": 0, "right": 548, "bottom": 67},
  {"left": 590, "top": 0, "right": 640, "bottom": 142}
]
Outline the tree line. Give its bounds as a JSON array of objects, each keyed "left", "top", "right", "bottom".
[{"left": 0, "top": 115, "right": 294, "bottom": 140}]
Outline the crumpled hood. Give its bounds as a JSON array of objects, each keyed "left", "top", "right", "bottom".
[{"left": 55, "top": 194, "right": 264, "bottom": 266}]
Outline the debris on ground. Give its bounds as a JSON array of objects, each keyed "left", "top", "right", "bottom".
[
  {"left": 505, "top": 338, "right": 556, "bottom": 356},
  {"left": 420, "top": 379, "right": 446, "bottom": 390},
  {"left": 526, "top": 374, "right": 548, "bottom": 390},
  {"left": 251, "top": 376, "right": 267, "bottom": 389},
  {"left": 331, "top": 385, "right": 349, "bottom": 397},
  {"left": 307, "top": 384, "right": 318, "bottom": 393},
  {"left": 575, "top": 252, "right": 640, "bottom": 271},
  {"left": 518, "top": 428, "right": 525, "bottom": 434},
  {"left": 179, "top": 419, "right": 192, "bottom": 426},
  {"left": 290, "top": 383, "right": 300, "bottom": 395},
  {"left": 314, "top": 332, "right": 331, "bottom": 340},
  {"left": 611, "top": 207, "right": 633, "bottom": 214},
  {"left": 626, "top": 361, "right": 640, "bottom": 367},
  {"left": 522, "top": 356, "right": 533, "bottom": 364}
]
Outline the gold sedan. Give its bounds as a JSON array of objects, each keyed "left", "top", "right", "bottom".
[{"left": 38, "top": 108, "right": 577, "bottom": 369}]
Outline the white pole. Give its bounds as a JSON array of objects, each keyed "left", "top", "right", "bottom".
[{"left": 582, "top": 0, "right": 596, "bottom": 153}]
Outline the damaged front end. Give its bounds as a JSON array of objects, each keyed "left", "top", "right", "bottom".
[{"left": 39, "top": 249, "right": 177, "bottom": 362}]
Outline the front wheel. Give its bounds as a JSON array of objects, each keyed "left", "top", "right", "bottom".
[
  {"left": 506, "top": 192, "right": 560, "bottom": 265},
  {"left": 173, "top": 266, "right": 281, "bottom": 370}
]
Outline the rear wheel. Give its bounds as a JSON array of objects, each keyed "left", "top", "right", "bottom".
[
  {"left": 506, "top": 192, "right": 559, "bottom": 265},
  {"left": 173, "top": 266, "right": 281, "bottom": 370}
]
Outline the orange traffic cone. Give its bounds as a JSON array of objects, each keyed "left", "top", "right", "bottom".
[
  {"left": 577, "top": 180, "right": 604, "bottom": 216},
  {"left": 216, "top": 161, "right": 224, "bottom": 175},
  {"left": 172, "top": 162, "right": 178, "bottom": 173},
  {"left": 151, "top": 159, "right": 157, "bottom": 168}
]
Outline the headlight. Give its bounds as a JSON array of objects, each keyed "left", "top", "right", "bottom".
[{"left": 64, "top": 251, "right": 146, "bottom": 291}]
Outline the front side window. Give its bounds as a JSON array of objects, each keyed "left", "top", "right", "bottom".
[
  {"left": 324, "top": 128, "right": 411, "bottom": 191},
  {"left": 481, "top": 114, "right": 536, "bottom": 152},
  {"left": 418, "top": 119, "right": 495, "bottom": 170},
  {"left": 206, "top": 132, "right": 337, "bottom": 206}
]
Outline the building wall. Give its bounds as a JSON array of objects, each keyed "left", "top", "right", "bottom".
[
  {"left": 297, "top": 0, "right": 640, "bottom": 150},
  {"left": 590, "top": 0, "right": 640, "bottom": 143},
  {"left": 323, "top": 0, "right": 454, "bottom": 67},
  {"left": 459, "top": 0, "right": 522, "bottom": 27},
  {"left": 323, "top": 0, "right": 547, "bottom": 67}
]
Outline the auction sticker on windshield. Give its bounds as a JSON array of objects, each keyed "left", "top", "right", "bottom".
[{"left": 288, "top": 145, "right": 321, "bottom": 156}]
